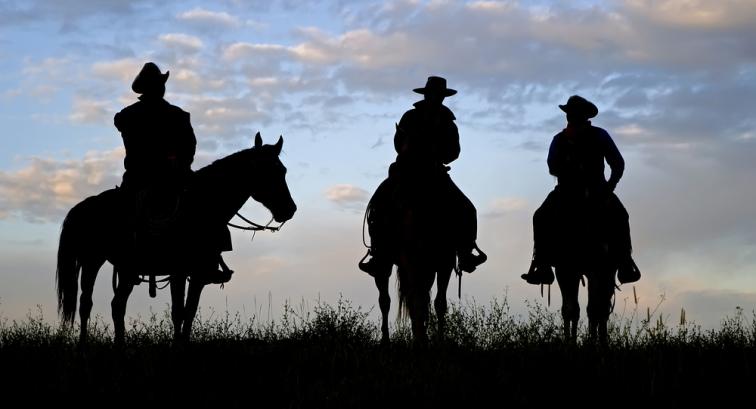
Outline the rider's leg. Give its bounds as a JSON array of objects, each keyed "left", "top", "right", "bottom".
[
  {"left": 447, "top": 178, "right": 486, "bottom": 272},
  {"left": 609, "top": 194, "right": 641, "bottom": 283},
  {"left": 522, "top": 191, "right": 557, "bottom": 284},
  {"left": 359, "top": 177, "right": 394, "bottom": 277}
]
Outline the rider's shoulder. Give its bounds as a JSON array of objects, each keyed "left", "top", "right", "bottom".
[
  {"left": 115, "top": 100, "right": 141, "bottom": 116},
  {"left": 589, "top": 125, "right": 613, "bottom": 141},
  {"left": 409, "top": 101, "right": 456, "bottom": 120},
  {"left": 114, "top": 101, "right": 141, "bottom": 128},
  {"left": 165, "top": 101, "right": 190, "bottom": 118},
  {"left": 440, "top": 105, "right": 456, "bottom": 121},
  {"left": 552, "top": 129, "right": 567, "bottom": 141}
]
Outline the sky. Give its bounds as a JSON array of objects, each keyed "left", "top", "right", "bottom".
[{"left": 1, "top": 0, "right": 755, "bottom": 329}]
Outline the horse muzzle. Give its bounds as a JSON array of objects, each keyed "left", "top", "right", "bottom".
[{"left": 273, "top": 203, "right": 297, "bottom": 223}]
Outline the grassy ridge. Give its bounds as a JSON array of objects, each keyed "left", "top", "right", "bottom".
[{"left": 1, "top": 298, "right": 754, "bottom": 408}]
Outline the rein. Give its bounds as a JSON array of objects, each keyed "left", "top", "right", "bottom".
[{"left": 229, "top": 212, "right": 284, "bottom": 235}]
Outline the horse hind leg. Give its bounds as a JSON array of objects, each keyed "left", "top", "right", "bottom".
[
  {"left": 78, "top": 259, "right": 104, "bottom": 345},
  {"left": 374, "top": 274, "right": 391, "bottom": 345},
  {"left": 433, "top": 267, "right": 453, "bottom": 341},
  {"left": 170, "top": 275, "right": 187, "bottom": 343}
]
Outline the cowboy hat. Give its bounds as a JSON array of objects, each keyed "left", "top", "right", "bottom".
[
  {"left": 559, "top": 95, "right": 598, "bottom": 119},
  {"left": 413, "top": 76, "right": 457, "bottom": 97},
  {"left": 131, "top": 62, "right": 169, "bottom": 94}
]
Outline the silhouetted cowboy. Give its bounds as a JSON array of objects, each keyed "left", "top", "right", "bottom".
[
  {"left": 523, "top": 95, "right": 640, "bottom": 284},
  {"left": 360, "top": 76, "right": 487, "bottom": 277},
  {"left": 113, "top": 63, "right": 230, "bottom": 284},
  {"left": 115, "top": 62, "right": 196, "bottom": 191}
]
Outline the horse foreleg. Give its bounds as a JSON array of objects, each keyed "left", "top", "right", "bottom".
[
  {"left": 556, "top": 267, "right": 580, "bottom": 343},
  {"left": 78, "top": 260, "right": 103, "bottom": 345},
  {"left": 181, "top": 280, "right": 205, "bottom": 342},
  {"left": 170, "top": 275, "right": 187, "bottom": 342},
  {"left": 111, "top": 273, "right": 135, "bottom": 345},
  {"left": 374, "top": 274, "right": 391, "bottom": 345},
  {"left": 434, "top": 268, "right": 453, "bottom": 341}
]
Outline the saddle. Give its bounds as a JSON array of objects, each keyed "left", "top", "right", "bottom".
[
  {"left": 133, "top": 186, "right": 184, "bottom": 255},
  {"left": 113, "top": 185, "right": 233, "bottom": 292}
]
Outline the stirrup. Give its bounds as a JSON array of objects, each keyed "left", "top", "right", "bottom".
[
  {"left": 195, "top": 257, "right": 234, "bottom": 285},
  {"left": 521, "top": 259, "right": 555, "bottom": 285},
  {"left": 358, "top": 249, "right": 391, "bottom": 278},
  {"left": 458, "top": 245, "right": 487, "bottom": 273}
]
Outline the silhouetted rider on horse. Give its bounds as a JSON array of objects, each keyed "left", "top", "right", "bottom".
[
  {"left": 360, "top": 76, "right": 487, "bottom": 277},
  {"left": 115, "top": 62, "right": 230, "bottom": 284},
  {"left": 523, "top": 95, "right": 640, "bottom": 285}
]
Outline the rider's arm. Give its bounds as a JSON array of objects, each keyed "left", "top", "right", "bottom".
[
  {"left": 601, "top": 129, "right": 625, "bottom": 190},
  {"left": 547, "top": 134, "right": 561, "bottom": 177},
  {"left": 441, "top": 121, "right": 460, "bottom": 165},
  {"left": 114, "top": 111, "right": 133, "bottom": 170},
  {"left": 178, "top": 110, "right": 197, "bottom": 170},
  {"left": 394, "top": 111, "right": 412, "bottom": 155}
]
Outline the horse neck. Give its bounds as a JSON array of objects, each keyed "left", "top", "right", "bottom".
[{"left": 195, "top": 151, "right": 254, "bottom": 223}]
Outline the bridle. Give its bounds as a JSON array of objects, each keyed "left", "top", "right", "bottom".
[{"left": 228, "top": 211, "right": 285, "bottom": 244}]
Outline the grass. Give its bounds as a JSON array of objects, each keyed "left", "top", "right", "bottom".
[{"left": 1, "top": 297, "right": 754, "bottom": 408}]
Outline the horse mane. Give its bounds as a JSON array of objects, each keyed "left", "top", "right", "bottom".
[{"left": 195, "top": 148, "right": 253, "bottom": 183}]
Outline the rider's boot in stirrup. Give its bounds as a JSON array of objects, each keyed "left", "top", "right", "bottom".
[
  {"left": 521, "top": 256, "right": 555, "bottom": 285},
  {"left": 458, "top": 243, "right": 487, "bottom": 273},
  {"left": 359, "top": 249, "right": 392, "bottom": 278}
]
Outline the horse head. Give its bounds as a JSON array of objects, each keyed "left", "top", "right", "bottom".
[{"left": 248, "top": 132, "right": 297, "bottom": 223}]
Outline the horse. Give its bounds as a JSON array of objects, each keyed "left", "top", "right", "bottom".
[
  {"left": 536, "top": 189, "right": 620, "bottom": 344},
  {"left": 370, "top": 173, "right": 458, "bottom": 345},
  {"left": 56, "top": 133, "right": 296, "bottom": 345}
]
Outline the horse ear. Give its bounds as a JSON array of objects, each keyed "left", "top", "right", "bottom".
[
  {"left": 254, "top": 132, "right": 262, "bottom": 148},
  {"left": 273, "top": 135, "right": 283, "bottom": 155}
]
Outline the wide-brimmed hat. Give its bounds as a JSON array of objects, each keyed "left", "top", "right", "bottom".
[
  {"left": 131, "top": 62, "right": 169, "bottom": 94},
  {"left": 559, "top": 95, "right": 598, "bottom": 119},
  {"left": 413, "top": 76, "right": 457, "bottom": 97}
]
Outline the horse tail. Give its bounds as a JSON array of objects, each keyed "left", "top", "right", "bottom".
[
  {"left": 56, "top": 199, "right": 89, "bottom": 324},
  {"left": 396, "top": 264, "right": 410, "bottom": 322}
]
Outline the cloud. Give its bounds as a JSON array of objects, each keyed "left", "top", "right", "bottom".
[
  {"left": 623, "top": 0, "right": 756, "bottom": 29},
  {"left": 159, "top": 33, "right": 204, "bottom": 52},
  {"left": 183, "top": 95, "right": 272, "bottom": 138},
  {"left": 0, "top": 149, "right": 123, "bottom": 223},
  {"left": 0, "top": 0, "right": 171, "bottom": 30},
  {"left": 68, "top": 96, "right": 111, "bottom": 124},
  {"left": 222, "top": 42, "right": 290, "bottom": 61},
  {"left": 325, "top": 184, "right": 369, "bottom": 210},
  {"left": 91, "top": 58, "right": 143, "bottom": 82},
  {"left": 484, "top": 197, "right": 529, "bottom": 218},
  {"left": 177, "top": 7, "right": 241, "bottom": 28}
]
